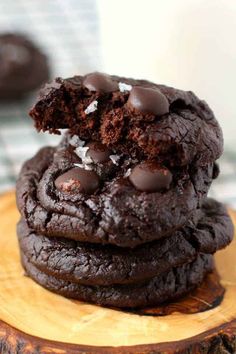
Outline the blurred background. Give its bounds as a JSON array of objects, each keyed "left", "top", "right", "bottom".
[{"left": 0, "top": 0, "right": 235, "bottom": 207}]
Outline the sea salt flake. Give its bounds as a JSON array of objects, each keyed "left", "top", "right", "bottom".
[
  {"left": 124, "top": 168, "right": 132, "bottom": 177},
  {"left": 118, "top": 82, "right": 132, "bottom": 92},
  {"left": 109, "top": 154, "right": 120, "bottom": 165},
  {"left": 75, "top": 146, "right": 93, "bottom": 165},
  {"left": 74, "top": 146, "right": 94, "bottom": 169},
  {"left": 74, "top": 163, "right": 93, "bottom": 171},
  {"left": 84, "top": 164, "right": 93, "bottom": 170},
  {"left": 69, "top": 135, "right": 85, "bottom": 147},
  {"left": 84, "top": 100, "right": 98, "bottom": 115}
]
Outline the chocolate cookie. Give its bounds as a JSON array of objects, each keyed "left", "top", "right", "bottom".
[
  {"left": 29, "top": 72, "right": 223, "bottom": 167},
  {"left": 17, "top": 199, "right": 233, "bottom": 286},
  {"left": 21, "top": 253, "right": 213, "bottom": 308},
  {"left": 16, "top": 143, "right": 216, "bottom": 247},
  {"left": 0, "top": 33, "right": 50, "bottom": 99},
  {"left": 15, "top": 71, "right": 231, "bottom": 310}
]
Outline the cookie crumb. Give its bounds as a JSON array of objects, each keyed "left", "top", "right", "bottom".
[{"left": 84, "top": 100, "right": 98, "bottom": 115}]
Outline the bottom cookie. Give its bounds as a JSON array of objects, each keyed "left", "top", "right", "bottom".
[{"left": 21, "top": 253, "right": 213, "bottom": 308}]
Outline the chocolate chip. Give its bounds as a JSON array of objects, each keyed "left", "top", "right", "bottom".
[
  {"left": 127, "top": 86, "right": 169, "bottom": 115},
  {"left": 55, "top": 167, "right": 99, "bottom": 194},
  {"left": 86, "top": 141, "right": 111, "bottom": 163},
  {"left": 83, "top": 72, "right": 118, "bottom": 93},
  {"left": 129, "top": 162, "right": 172, "bottom": 192}
]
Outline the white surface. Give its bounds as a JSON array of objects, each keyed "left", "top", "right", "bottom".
[{"left": 98, "top": 0, "right": 236, "bottom": 149}]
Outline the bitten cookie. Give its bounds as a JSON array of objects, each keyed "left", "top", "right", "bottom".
[{"left": 30, "top": 72, "right": 223, "bottom": 167}]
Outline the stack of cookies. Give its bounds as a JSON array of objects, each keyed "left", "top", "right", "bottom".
[{"left": 16, "top": 73, "right": 233, "bottom": 308}]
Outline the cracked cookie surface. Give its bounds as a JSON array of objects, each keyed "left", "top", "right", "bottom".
[
  {"left": 15, "top": 72, "right": 229, "bottom": 309},
  {"left": 17, "top": 199, "right": 233, "bottom": 286},
  {"left": 29, "top": 73, "right": 223, "bottom": 167},
  {"left": 16, "top": 143, "right": 216, "bottom": 247},
  {"left": 21, "top": 253, "right": 213, "bottom": 308}
]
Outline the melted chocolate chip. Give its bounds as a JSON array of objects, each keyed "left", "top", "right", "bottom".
[
  {"left": 55, "top": 167, "right": 99, "bottom": 194},
  {"left": 86, "top": 141, "right": 111, "bottom": 163},
  {"left": 129, "top": 162, "right": 172, "bottom": 192},
  {"left": 83, "top": 72, "right": 118, "bottom": 93},
  {"left": 127, "top": 86, "right": 169, "bottom": 115}
]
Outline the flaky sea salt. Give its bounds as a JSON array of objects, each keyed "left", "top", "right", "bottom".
[
  {"left": 75, "top": 146, "right": 93, "bottom": 165},
  {"left": 109, "top": 154, "right": 120, "bottom": 165},
  {"left": 124, "top": 168, "right": 132, "bottom": 177},
  {"left": 84, "top": 100, "right": 98, "bottom": 115},
  {"left": 74, "top": 163, "right": 93, "bottom": 171},
  {"left": 118, "top": 82, "right": 132, "bottom": 92},
  {"left": 69, "top": 135, "right": 85, "bottom": 147}
]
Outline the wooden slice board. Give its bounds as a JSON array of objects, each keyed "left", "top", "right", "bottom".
[{"left": 0, "top": 191, "right": 236, "bottom": 353}]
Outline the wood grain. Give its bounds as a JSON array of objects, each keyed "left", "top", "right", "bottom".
[
  {"left": 0, "top": 191, "right": 235, "bottom": 353},
  {"left": 135, "top": 270, "right": 224, "bottom": 316}
]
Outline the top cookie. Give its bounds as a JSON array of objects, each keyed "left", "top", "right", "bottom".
[
  {"left": 30, "top": 72, "right": 223, "bottom": 167},
  {"left": 0, "top": 33, "right": 50, "bottom": 99}
]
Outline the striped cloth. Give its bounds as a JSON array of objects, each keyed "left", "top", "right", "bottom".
[
  {"left": 0, "top": 0, "right": 236, "bottom": 210},
  {"left": 0, "top": 0, "right": 101, "bottom": 189}
]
